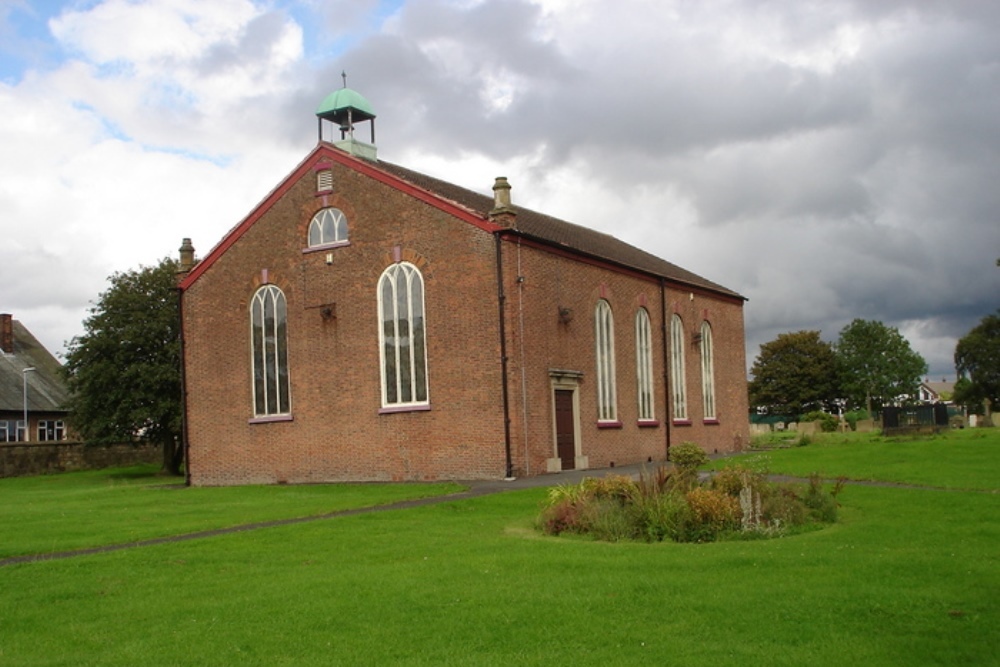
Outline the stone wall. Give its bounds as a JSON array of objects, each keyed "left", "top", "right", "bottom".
[{"left": 0, "top": 442, "right": 160, "bottom": 477}]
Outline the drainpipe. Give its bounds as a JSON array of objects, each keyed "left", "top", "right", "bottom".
[
  {"left": 177, "top": 285, "right": 191, "bottom": 486},
  {"left": 495, "top": 233, "right": 514, "bottom": 479},
  {"left": 660, "top": 277, "right": 672, "bottom": 461}
]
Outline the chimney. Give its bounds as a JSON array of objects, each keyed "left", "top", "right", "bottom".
[
  {"left": 489, "top": 177, "right": 517, "bottom": 228},
  {"left": 1, "top": 313, "right": 13, "bottom": 354},
  {"left": 177, "top": 238, "right": 195, "bottom": 277}
]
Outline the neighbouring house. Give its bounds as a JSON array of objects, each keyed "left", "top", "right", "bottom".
[
  {"left": 917, "top": 379, "right": 955, "bottom": 404},
  {"left": 0, "top": 314, "right": 70, "bottom": 443},
  {"left": 178, "top": 86, "right": 750, "bottom": 486}
]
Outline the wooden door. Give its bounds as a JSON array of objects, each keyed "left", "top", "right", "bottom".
[{"left": 555, "top": 389, "right": 576, "bottom": 470}]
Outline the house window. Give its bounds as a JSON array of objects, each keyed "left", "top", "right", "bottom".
[
  {"left": 635, "top": 308, "right": 655, "bottom": 422},
  {"left": 250, "top": 284, "right": 291, "bottom": 417},
  {"left": 700, "top": 321, "right": 716, "bottom": 421},
  {"left": 38, "top": 420, "right": 65, "bottom": 441},
  {"left": 307, "top": 208, "right": 348, "bottom": 248},
  {"left": 2, "top": 420, "right": 27, "bottom": 442},
  {"left": 670, "top": 314, "right": 688, "bottom": 421},
  {"left": 378, "top": 262, "right": 428, "bottom": 408},
  {"left": 595, "top": 299, "right": 617, "bottom": 422}
]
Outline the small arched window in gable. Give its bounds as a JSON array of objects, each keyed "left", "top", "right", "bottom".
[{"left": 308, "top": 208, "right": 349, "bottom": 248}]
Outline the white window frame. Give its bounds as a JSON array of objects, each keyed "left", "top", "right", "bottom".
[
  {"left": 378, "top": 262, "right": 429, "bottom": 410},
  {"left": 38, "top": 420, "right": 65, "bottom": 442},
  {"left": 307, "top": 208, "right": 349, "bottom": 249},
  {"left": 635, "top": 308, "right": 655, "bottom": 422},
  {"left": 701, "top": 321, "right": 717, "bottom": 421},
  {"left": 595, "top": 299, "right": 618, "bottom": 423},
  {"left": 250, "top": 284, "right": 291, "bottom": 418},
  {"left": 670, "top": 314, "right": 688, "bottom": 421}
]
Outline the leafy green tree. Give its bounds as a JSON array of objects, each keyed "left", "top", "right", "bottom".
[
  {"left": 835, "top": 319, "right": 927, "bottom": 413},
  {"left": 63, "top": 258, "right": 183, "bottom": 475},
  {"left": 953, "top": 310, "right": 1000, "bottom": 417},
  {"left": 748, "top": 330, "right": 841, "bottom": 415}
]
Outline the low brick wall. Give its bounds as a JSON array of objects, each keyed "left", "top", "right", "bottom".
[{"left": 0, "top": 442, "right": 161, "bottom": 477}]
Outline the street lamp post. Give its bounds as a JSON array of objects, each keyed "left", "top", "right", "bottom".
[{"left": 22, "top": 367, "right": 36, "bottom": 442}]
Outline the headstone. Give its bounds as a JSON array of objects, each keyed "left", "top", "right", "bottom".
[{"left": 856, "top": 418, "right": 875, "bottom": 433}]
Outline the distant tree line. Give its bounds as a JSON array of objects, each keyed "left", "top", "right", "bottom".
[{"left": 749, "top": 314, "right": 999, "bottom": 420}]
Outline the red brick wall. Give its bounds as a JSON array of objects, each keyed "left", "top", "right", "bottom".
[
  {"left": 184, "top": 159, "right": 507, "bottom": 485},
  {"left": 183, "top": 152, "right": 749, "bottom": 485},
  {"left": 498, "top": 238, "right": 748, "bottom": 477}
]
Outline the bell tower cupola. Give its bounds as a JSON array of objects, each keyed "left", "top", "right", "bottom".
[{"left": 316, "top": 72, "right": 377, "bottom": 160}]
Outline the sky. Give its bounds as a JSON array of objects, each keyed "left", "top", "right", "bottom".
[{"left": 1, "top": 0, "right": 997, "bottom": 381}]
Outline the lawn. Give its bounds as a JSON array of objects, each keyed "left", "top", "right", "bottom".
[
  {"left": 0, "top": 465, "right": 464, "bottom": 558},
  {"left": 717, "top": 427, "right": 1000, "bottom": 490},
  {"left": 1, "top": 431, "right": 997, "bottom": 666}
]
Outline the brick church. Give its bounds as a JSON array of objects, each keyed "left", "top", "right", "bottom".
[{"left": 178, "top": 86, "right": 749, "bottom": 485}]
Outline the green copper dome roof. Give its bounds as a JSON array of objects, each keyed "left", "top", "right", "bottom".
[{"left": 316, "top": 87, "right": 376, "bottom": 123}]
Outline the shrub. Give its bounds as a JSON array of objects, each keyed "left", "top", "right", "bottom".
[
  {"left": 801, "top": 410, "right": 839, "bottom": 432},
  {"left": 539, "top": 498, "right": 581, "bottom": 535},
  {"left": 577, "top": 499, "right": 635, "bottom": 542},
  {"left": 711, "top": 464, "right": 766, "bottom": 498},
  {"left": 671, "top": 442, "right": 709, "bottom": 471},
  {"left": 684, "top": 487, "right": 741, "bottom": 541},
  {"left": 538, "top": 459, "right": 842, "bottom": 543},
  {"left": 761, "top": 487, "right": 808, "bottom": 526},
  {"left": 670, "top": 442, "right": 708, "bottom": 490},
  {"left": 628, "top": 491, "right": 691, "bottom": 543},
  {"left": 844, "top": 409, "right": 869, "bottom": 431},
  {"left": 803, "top": 473, "right": 839, "bottom": 523}
]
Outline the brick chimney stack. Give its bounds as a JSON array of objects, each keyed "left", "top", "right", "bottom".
[
  {"left": 489, "top": 177, "right": 517, "bottom": 228},
  {"left": 1, "top": 313, "right": 13, "bottom": 354},
  {"left": 177, "top": 238, "right": 196, "bottom": 279}
]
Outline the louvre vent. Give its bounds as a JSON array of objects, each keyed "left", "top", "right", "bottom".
[{"left": 317, "top": 169, "right": 333, "bottom": 192}]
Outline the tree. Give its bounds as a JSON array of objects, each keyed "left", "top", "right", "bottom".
[
  {"left": 953, "top": 310, "right": 1000, "bottom": 418},
  {"left": 835, "top": 319, "right": 927, "bottom": 413},
  {"left": 748, "top": 330, "right": 841, "bottom": 415},
  {"left": 63, "top": 258, "right": 183, "bottom": 475}
]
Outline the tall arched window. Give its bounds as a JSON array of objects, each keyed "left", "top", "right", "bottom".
[
  {"left": 308, "top": 208, "right": 348, "bottom": 247},
  {"left": 635, "top": 308, "right": 655, "bottom": 421},
  {"left": 250, "top": 285, "right": 290, "bottom": 417},
  {"left": 670, "top": 314, "right": 687, "bottom": 421},
  {"left": 701, "top": 321, "right": 716, "bottom": 420},
  {"left": 378, "top": 262, "right": 428, "bottom": 407},
  {"left": 595, "top": 299, "right": 617, "bottom": 422}
]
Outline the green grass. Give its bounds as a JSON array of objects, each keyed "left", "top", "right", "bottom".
[
  {"left": 715, "top": 427, "right": 1000, "bottom": 490},
  {"left": 0, "top": 465, "right": 464, "bottom": 558},
  {"left": 1, "top": 434, "right": 998, "bottom": 666}
]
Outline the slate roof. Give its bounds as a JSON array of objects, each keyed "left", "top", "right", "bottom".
[
  {"left": 180, "top": 143, "right": 745, "bottom": 303},
  {"left": 0, "top": 320, "right": 70, "bottom": 414},
  {"left": 376, "top": 159, "right": 744, "bottom": 300}
]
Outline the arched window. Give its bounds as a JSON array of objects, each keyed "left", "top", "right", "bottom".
[
  {"left": 250, "top": 285, "right": 290, "bottom": 417},
  {"left": 670, "top": 314, "right": 687, "bottom": 421},
  {"left": 701, "top": 321, "right": 716, "bottom": 420},
  {"left": 595, "top": 299, "right": 617, "bottom": 422},
  {"left": 378, "top": 262, "right": 428, "bottom": 407},
  {"left": 635, "top": 308, "right": 655, "bottom": 421},
  {"left": 308, "top": 208, "right": 348, "bottom": 247}
]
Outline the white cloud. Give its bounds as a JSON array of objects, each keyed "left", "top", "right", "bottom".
[{"left": 2, "top": 0, "right": 997, "bottom": 386}]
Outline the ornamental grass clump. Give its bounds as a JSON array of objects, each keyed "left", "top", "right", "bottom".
[{"left": 538, "top": 446, "right": 843, "bottom": 543}]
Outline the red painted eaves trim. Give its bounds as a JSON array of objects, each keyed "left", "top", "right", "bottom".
[{"left": 179, "top": 143, "right": 499, "bottom": 290}]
